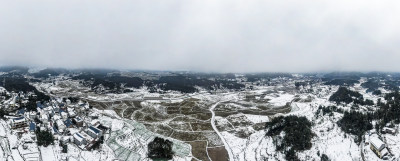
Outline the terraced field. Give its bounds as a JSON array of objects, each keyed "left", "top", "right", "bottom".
[{"left": 87, "top": 92, "right": 295, "bottom": 161}]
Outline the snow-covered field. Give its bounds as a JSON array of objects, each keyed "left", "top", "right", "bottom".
[
  {"left": 5, "top": 74, "right": 398, "bottom": 161},
  {"left": 215, "top": 82, "right": 395, "bottom": 161}
]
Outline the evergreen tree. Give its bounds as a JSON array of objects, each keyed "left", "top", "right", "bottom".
[
  {"left": 36, "top": 130, "right": 54, "bottom": 147},
  {"left": 148, "top": 137, "right": 174, "bottom": 160}
]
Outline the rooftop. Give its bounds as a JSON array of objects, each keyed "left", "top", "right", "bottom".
[
  {"left": 64, "top": 119, "right": 73, "bottom": 128},
  {"left": 29, "top": 122, "right": 36, "bottom": 131},
  {"left": 73, "top": 133, "right": 84, "bottom": 142},
  {"left": 89, "top": 126, "right": 101, "bottom": 134},
  {"left": 370, "top": 136, "right": 385, "bottom": 151}
]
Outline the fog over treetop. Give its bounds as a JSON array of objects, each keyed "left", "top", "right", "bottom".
[{"left": 1, "top": 0, "right": 399, "bottom": 72}]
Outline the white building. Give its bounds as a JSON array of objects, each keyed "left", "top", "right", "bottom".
[
  {"left": 56, "top": 119, "right": 66, "bottom": 132},
  {"left": 11, "top": 117, "right": 27, "bottom": 129},
  {"left": 61, "top": 112, "right": 68, "bottom": 119},
  {"left": 40, "top": 114, "right": 49, "bottom": 124},
  {"left": 28, "top": 111, "right": 37, "bottom": 120},
  {"left": 87, "top": 126, "right": 103, "bottom": 139},
  {"left": 73, "top": 133, "right": 87, "bottom": 146},
  {"left": 68, "top": 110, "right": 76, "bottom": 118},
  {"left": 370, "top": 136, "right": 388, "bottom": 158}
]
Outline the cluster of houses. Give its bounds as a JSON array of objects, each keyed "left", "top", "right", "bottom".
[
  {"left": 6, "top": 96, "right": 108, "bottom": 150},
  {"left": 72, "top": 124, "right": 104, "bottom": 149},
  {"left": 1, "top": 91, "right": 36, "bottom": 109}
]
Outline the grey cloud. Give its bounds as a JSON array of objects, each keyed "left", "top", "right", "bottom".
[{"left": 0, "top": 0, "right": 400, "bottom": 73}]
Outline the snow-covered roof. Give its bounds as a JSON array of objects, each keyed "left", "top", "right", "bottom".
[
  {"left": 91, "top": 120, "right": 99, "bottom": 126},
  {"left": 64, "top": 119, "right": 73, "bottom": 128},
  {"left": 73, "top": 133, "right": 84, "bottom": 142},
  {"left": 74, "top": 117, "right": 83, "bottom": 122},
  {"left": 383, "top": 127, "right": 395, "bottom": 132},
  {"left": 61, "top": 112, "right": 68, "bottom": 117},
  {"left": 17, "top": 109, "right": 25, "bottom": 115},
  {"left": 370, "top": 137, "right": 385, "bottom": 151},
  {"left": 88, "top": 126, "right": 101, "bottom": 134},
  {"left": 381, "top": 148, "right": 389, "bottom": 156},
  {"left": 61, "top": 136, "right": 71, "bottom": 142},
  {"left": 41, "top": 114, "right": 48, "bottom": 120},
  {"left": 53, "top": 115, "right": 61, "bottom": 120},
  {"left": 13, "top": 117, "right": 26, "bottom": 123},
  {"left": 57, "top": 119, "right": 65, "bottom": 128},
  {"left": 68, "top": 110, "right": 76, "bottom": 116},
  {"left": 89, "top": 112, "right": 99, "bottom": 117}
]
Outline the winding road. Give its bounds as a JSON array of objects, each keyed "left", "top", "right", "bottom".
[{"left": 209, "top": 102, "right": 234, "bottom": 161}]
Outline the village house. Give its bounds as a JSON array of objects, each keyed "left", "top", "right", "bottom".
[
  {"left": 60, "top": 136, "right": 71, "bottom": 145},
  {"left": 370, "top": 136, "right": 389, "bottom": 158},
  {"left": 17, "top": 108, "right": 25, "bottom": 117},
  {"left": 61, "top": 111, "right": 68, "bottom": 119},
  {"left": 382, "top": 127, "right": 396, "bottom": 135},
  {"left": 68, "top": 109, "right": 76, "bottom": 118},
  {"left": 73, "top": 133, "right": 87, "bottom": 146},
  {"left": 87, "top": 126, "right": 103, "bottom": 139},
  {"left": 40, "top": 113, "right": 49, "bottom": 124},
  {"left": 11, "top": 117, "right": 27, "bottom": 129},
  {"left": 64, "top": 119, "right": 73, "bottom": 128},
  {"left": 29, "top": 122, "right": 36, "bottom": 132},
  {"left": 56, "top": 119, "right": 66, "bottom": 133},
  {"left": 73, "top": 117, "right": 84, "bottom": 127},
  {"left": 28, "top": 111, "right": 37, "bottom": 120},
  {"left": 89, "top": 113, "right": 99, "bottom": 119}
]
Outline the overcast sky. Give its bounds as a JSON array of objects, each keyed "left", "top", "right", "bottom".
[{"left": 0, "top": 0, "right": 399, "bottom": 73}]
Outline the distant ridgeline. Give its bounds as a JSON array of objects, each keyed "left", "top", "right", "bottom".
[
  {"left": 245, "top": 73, "right": 293, "bottom": 82},
  {"left": 70, "top": 72, "right": 245, "bottom": 93},
  {"left": 322, "top": 72, "right": 400, "bottom": 91},
  {"left": 0, "top": 66, "right": 29, "bottom": 74},
  {"left": 2, "top": 66, "right": 400, "bottom": 94},
  {"left": 71, "top": 73, "right": 144, "bottom": 93}
]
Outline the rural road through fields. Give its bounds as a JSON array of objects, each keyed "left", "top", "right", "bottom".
[{"left": 210, "top": 102, "right": 234, "bottom": 161}]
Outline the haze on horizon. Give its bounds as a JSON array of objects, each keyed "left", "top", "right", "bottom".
[{"left": 1, "top": 0, "right": 400, "bottom": 73}]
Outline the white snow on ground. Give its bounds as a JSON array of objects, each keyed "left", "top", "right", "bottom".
[
  {"left": 217, "top": 83, "right": 379, "bottom": 161},
  {"left": 111, "top": 119, "right": 124, "bottom": 131},
  {"left": 0, "top": 121, "right": 6, "bottom": 161},
  {"left": 299, "top": 115, "right": 361, "bottom": 161},
  {"left": 244, "top": 114, "right": 270, "bottom": 124},
  {"left": 13, "top": 75, "right": 400, "bottom": 161},
  {"left": 11, "top": 149, "right": 24, "bottom": 161},
  {"left": 220, "top": 131, "right": 247, "bottom": 160},
  {"left": 40, "top": 146, "right": 57, "bottom": 161},
  {"left": 221, "top": 130, "right": 285, "bottom": 161},
  {"left": 81, "top": 150, "right": 102, "bottom": 161},
  {"left": 382, "top": 133, "right": 400, "bottom": 159},
  {"left": 0, "top": 122, "right": 6, "bottom": 137},
  {"left": 264, "top": 93, "right": 294, "bottom": 107}
]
